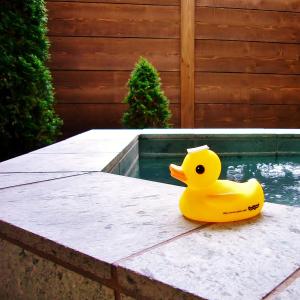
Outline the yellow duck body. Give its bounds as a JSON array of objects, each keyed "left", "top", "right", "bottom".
[{"left": 170, "top": 145, "right": 264, "bottom": 223}]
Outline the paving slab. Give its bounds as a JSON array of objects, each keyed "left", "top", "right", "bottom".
[
  {"left": 0, "top": 172, "right": 200, "bottom": 279},
  {"left": 0, "top": 172, "right": 85, "bottom": 189},
  {"left": 0, "top": 152, "right": 120, "bottom": 172},
  {"left": 274, "top": 277, "right": 300, "bottom": 300},
  {"left": 33, "top": 129, "right": 139, "bottom": 154},
  {"left": 117, "top": 203, "right": 300, "bottom": 300},
  {"left": 1, "top": 129, "right": 300, "bottom": 299},
  {"left": 0, "top": 130, "right": 139, "bottom": 173}
]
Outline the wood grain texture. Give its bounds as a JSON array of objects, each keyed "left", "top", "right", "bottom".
[
  {"left": 196, "top": 0, "right": 300, "bottom": 13},
  {"left": 181, "top": 0, "right": 195, "bottom": 128},
  {"left": 49, "top": 37, "right": 180, "bottom": 71},
  {"left": 52, "top": 71, "right": 179, "bottom": 104},
  {"left": 196, "top": 6, "right": 300, "bottom": 43},
  {"left": 195, "top": 73, "right": 300, "bottom": 104},
  {"left": 47, "top": 2, "right": 180, "bottom": 38},
  {"left": 195, "top": 104, "right": 300, "bottom": 128},
  {"left": 195, "top": 40, "right": 300, "bottom": 74},
  {"left": 48, "top": 0, "right": 300, "bottom": 131},
  {"left": 55, "top": 103, "right": 180, "bottom": 135},
  {"left": 48, "top": 0, "right": 180, "bottom": 5}
]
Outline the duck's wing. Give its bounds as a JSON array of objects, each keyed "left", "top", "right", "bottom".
[
  {"left": 207, "top": 180, "right": 248, "bottom": 198},
  {"left": 207, "top": 192, "right": 244, "bottom": 197}
]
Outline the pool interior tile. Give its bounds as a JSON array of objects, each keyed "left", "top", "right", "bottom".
[
  {"left": 193, "top": 137, "right": 277, "bottom": 154},
  {"left": 119, "top": 140, "right": 139, "bottom": 176},
  {"left": 109, "top": 163, "right": 120, "bottom": 175},
  {"left": 140, "top": 136, "right": 278, "bottom": 157},
  {"left": 140, "top": 138, "right": 196, "bottom": 156},
  {"left": 277, "top": 137, "right": 300, "bottom": 154},
  {"left": 117, "top": 203, "right": 300, "bottom": 300}
]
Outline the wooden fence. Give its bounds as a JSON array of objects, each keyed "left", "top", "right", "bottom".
[{"left": 47, "top": 0, "right": 300, "bottom": 136}]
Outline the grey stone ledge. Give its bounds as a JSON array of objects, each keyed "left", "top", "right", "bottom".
[
  {"left": 117, "top": 203, "right": 300, "bottom": 300},
  {"left": 1, "top": 129, "right": 300, "bottom": 299}
]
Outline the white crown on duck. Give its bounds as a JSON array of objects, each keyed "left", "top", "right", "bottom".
[{"left": 187, "top": 145, "right": 209, "bottom": 153}]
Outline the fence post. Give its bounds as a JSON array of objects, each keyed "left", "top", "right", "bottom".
[{"left": 180, "top": 0, "right": 195, "bottom": 128}]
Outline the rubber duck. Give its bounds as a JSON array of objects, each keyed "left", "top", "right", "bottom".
[{"left": 169, "top": 145, "right": 264, "bottom": 222}]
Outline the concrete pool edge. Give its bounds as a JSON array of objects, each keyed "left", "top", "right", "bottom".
[
  {"left": 108, "top": 128, "right": 300, "bottom": 179},
  {"left": 0, "top": 129, "right": 300, "bottom": 300}
]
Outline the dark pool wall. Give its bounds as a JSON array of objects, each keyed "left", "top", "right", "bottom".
[{"left": 139, "top": 134, "right": 300, "bottom": 157}]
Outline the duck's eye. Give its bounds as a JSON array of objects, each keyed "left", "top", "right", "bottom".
[{"left": 196, "top": 165, "right": 205, "bottom": 174}]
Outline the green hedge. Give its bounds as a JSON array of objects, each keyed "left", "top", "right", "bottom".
[
  {"left": 122, "top": 57, "right": 171, "bottom": 128},
  {"left": 0, "top": 0, "right": 62, "bottom": 161}
]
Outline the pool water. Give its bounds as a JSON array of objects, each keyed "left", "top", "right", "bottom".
[{"left": 134, "top": 155, "right": 300, "bottom": 207}]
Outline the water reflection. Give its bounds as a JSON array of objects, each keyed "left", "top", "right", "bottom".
[
  {"left": 136, "top": 155, "right": 300, "bottom": 207},
  {"left": 222, "top": 157, "right": 300, "bottom": 207}
]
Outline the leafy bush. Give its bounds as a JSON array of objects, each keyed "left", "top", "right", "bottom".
[
  {"left": 122, "top": 57, "right": 171, "bottom": 128},
  {"left": 0, "top": 0, "right": 62, "bottom": 161}
]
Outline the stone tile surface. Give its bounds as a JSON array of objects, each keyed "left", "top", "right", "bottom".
[
  {"left": 117, "top": 203, "right": 300, "bottom": 300},
  {"left": 1, "top": 222, "right": 111, "bottom": 280},
  {"left": 0, "top": 152, "right": 119, "bottom": 172},
  {"left": 120, "top": 293, "right": 136, "bottom": 300},
  {"left": 34, "top": 129, "right": 139, "bottom": 154},
  {"left": 0, "top": 172, "right": 199, "bottom": 265},
  {"left": 0, "top": 172, "right": 85, "bottom": 189},
  {"left": 0, "top": 238, "right": 114, "bottom": 300},
  {"left": 0, "top": 130, "right": 139, "bottom": 173},
  {"left": 117, "top": 267, "right": 202, "bottom": 300},
  {"left": 1, "top": 128, "right": 300, "bottom": 300},
  {"left": 274, "top": 277, "right": 300, "bottom": 300}
]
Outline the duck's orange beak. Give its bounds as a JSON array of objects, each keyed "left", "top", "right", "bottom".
[{"left": 169, "top": 164, "right": 187, "bottom": 183}]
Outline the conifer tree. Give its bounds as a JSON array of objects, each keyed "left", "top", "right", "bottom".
[
  {"left": 122, "top": 57, "right": 171, "bottom": 128},
  {"left": 0, "top": 0, "right": 62, "bottom": 160}
]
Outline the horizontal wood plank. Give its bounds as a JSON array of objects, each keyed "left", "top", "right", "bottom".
[
  {"left": 196, "top": 6, "right": 300, "bottom": 43},
  {"left": 195, "top": 103, "right": 300, "bottom": 128},
  {"left": 195, "top": 73, "right": 300, "bottom": 104},
  {"left": 196, "top": 0, "right": 300, "bottom": 13},
  {"left": 48, "top": 0, "right": 300, "bottom": 130},
  {"left": 56, "top": 103, "right": 179, "bottom": 136},
  {"left": 195, "top": 40, "right": 300, "bottom": 74},
  {"left": 52, "top": 71, "right": 179, "bottom": 104},
  {"left": 49, "top": 37, "right": 180, "bottom": 71},
  {"left": 47, "top": 2, "right": 180, "bottom": 38},
  {"left": 48, "top": 0, "right": 180, "bottom": 5}
]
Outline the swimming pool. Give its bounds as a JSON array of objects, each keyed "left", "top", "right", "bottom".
[
  {"left": 121, "top": 133, "right": 300, "bottom": 207},
  {"left": 135, "top": 155, "right": 300, "bottom": 207}
]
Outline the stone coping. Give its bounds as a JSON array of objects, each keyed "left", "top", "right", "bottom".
[{"left": 1, "top": 129, "right": 300, "bottom": 299}]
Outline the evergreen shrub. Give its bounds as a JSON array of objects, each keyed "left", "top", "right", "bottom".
[
  {"left": 122, "top": 57, "right": 171, "bottom": 128},
  {"left": 0, "top": 0, "right": 62, "bottom": 161}
]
